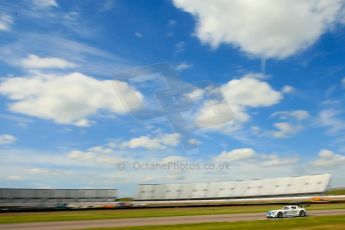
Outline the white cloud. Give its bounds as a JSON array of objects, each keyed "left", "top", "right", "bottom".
[
  {"left": 214, "top": 148, "right": 255, "bottom": 162},
  {"left": 29, "top": 168, "right": 49, "bottom": 174},
  {"left": 272, "top": 122, "right": 303, "bottom": 138},
  {"left": 194, "top": 74, "right": 282, "bottom": 130},
  {"left": 28, "top": 167, "right": 72, "bottom": 177},
  {"left": 318, "top": 108, "right": 345, "bottom": 134},
  {"left": 0, "top": 33, "right": 126, "bottom": 77},
  {"left": 195, "top": 100, "right": 248, "bottom": 130},
  {"left": 268, "top": 110, "right": 308, "bottom": 138},
  {"left": 214, "top": 148, "right": 299, "bottom": 168},
  {"left": 68, "top": 150, "right": 93, "bottom": 161},
  {"left": 173, "top": 0, "right": 344, "bottom": 59},
  {"left": 272, "top": 110, "right": 310, "bottom": 121},
  {"left": 32, "top": 0, "right": 58, "bottom": 8},
  {"left": 176, "top": 62, "right": 193, "bottom": 71},
  {"left": 168, "top": 20, "right": 177, "bottom": 26},
  {"left": 6, "top": 175, "right": 24, "bottom": 181},
  {"left": 188, "top": 138, "right": 200, "bottom": 145},
  {"left": 184, "top": 88, "right": 204, "bottom": 101},
  {"left": 0, "top": 134, "right": 16, "bottom": 145},
  {"left": 221, "top": 75, "right": 282, "bottom": 107},
  {"left": 261, "top": 154, "right": 299, "bottom": 167},
  {"left": 120, "top": 133, "right": 180, "bottom": 150},
  {"left": 67, "top": 146, "right": 119, "bottom": 165},
  {"left": 342, "top": 78, "right": 345, "bottom": 87},
  {"left": 0, "top": 14, "right": 13, "bottom": 31},
  {"left": 250, "top": 126, "right": 263, "bottom": 136},
  {"left": 311, "top": 149, "right": 345, "bottom": 167},
  {"left": 72, "top": 119, "right": 92, "bottom": 127},
  {"left": 282, "top": 85, "right": 294, "bottom": 94},
  {"left": 175, "top": 41, "right": 186, "bottom": 54},
  {"left": 161, "top": 155, "right": 186, "bottom": 163},
  {"left": 135, "top": 32, "right": 143, "bottom": 38},
  {"left": 0, "top": 72, "right": 144, "bottom": 126},
  {"left": 21, "top": 54, "right": 77, "bottom": 69}
]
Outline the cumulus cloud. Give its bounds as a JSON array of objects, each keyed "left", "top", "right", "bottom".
[
  {"left": 6, "top": 175, "right": 24, "bottom": 181},
  {"left": 311, "top": 149, "right": 345, "bottom": 167},
  {"left": 67, "top": 146, "right": 119, "bottom": 165},
  {"left": 21, "top": 54, "right": 77, "bottom": 69},
  {"left": 214, "top": 148, "right": 299, "bottom": 167},
  {"left": 282, "top": 85, "right": 295, "bottom": 94},
  {"left": 265, "top": 110, "right": 310, "bottom": 138},
  {"left": 214, "top": 148, "right": 255, "bottom": 162},
  {"left": 120, "top": 133, "right": 181, "bottom": 150},
  {"left": 29, "top": 168, "right": 49, "bottom": 174},
  {"left": 32, "top": 0, "right": 58, "bottom": 8},
  {"left": 161, "top": 155, "right": 186, "bottom": 163},
  {"left": 272, "top": 110, "right": 310, "bottom": 121},
  {"left": 0, "top": 134, "right": 16, "bottom": 145},
  {"left": 194, "top": 74, "right": 282, "bottom": 130},
  {"left": 318, "top": 108, "right": 345, "bottom": 134},
  {"left": 221, "top": 75, "right": 282, "bottom": 107},
  {"left": 272, "top": 122, "right": 303, "bottom": 138},
  {"left": 0, "top": 72, "right": 144, "bottom": 126},
  {"left": 195, "top": 100, "right": 248, "bottom": 130},
  {"left": 261, "top": 154, "right": 299, "bottom": 167},
  {"left": 173, "top": 0, "right": 344, "bottom": 59},
  {"left": 184, "top": 88, "right": 204, "bottom": 101},
  {"left": 188, "top": 138, "right": 200, "bottom": 145},
  {"left": 176, "top": 62, "right": 193, "bottom": 71},
  {"left": 0, "top": 14, "right": 13, "bottom": 31}
]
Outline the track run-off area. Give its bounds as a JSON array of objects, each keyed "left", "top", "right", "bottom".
[{"left": 0, "top": 209, "right": 345, "bottom": 230}]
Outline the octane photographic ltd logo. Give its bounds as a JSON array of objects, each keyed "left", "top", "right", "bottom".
[{"left": 115, "top": 161, "right": 231, "bottom": 172}]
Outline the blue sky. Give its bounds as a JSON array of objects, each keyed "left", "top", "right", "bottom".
[{"left": 0, "top": 0, "right": 345, "bottom": 196}]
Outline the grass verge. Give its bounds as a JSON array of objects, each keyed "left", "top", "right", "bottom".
[
  {"left": 0, "top": 203, "right": 345, "bottom": 224},
  {"left": 326, "top": 188, "right": 345, "bottom": 196},
  {"left": 90, "top": 215, "right": 345, "bottom": 230}
]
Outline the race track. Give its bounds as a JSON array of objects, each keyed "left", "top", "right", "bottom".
[{"left": 1, "top": 209, "right": 345, "bottom": 230}]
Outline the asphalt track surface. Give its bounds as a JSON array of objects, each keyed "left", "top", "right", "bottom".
[{"left": 1, "top": 209, "right": 345, "bottom": 230}]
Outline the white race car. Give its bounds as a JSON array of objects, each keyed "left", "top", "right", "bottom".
[{"left": 266, "top": 205, "right": 307, "bottom": 218}]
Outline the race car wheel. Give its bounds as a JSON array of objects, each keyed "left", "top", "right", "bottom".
[
  {"left": 277, "top": 212, "right": 283, "bottom": 218},
  {"left": 299, "top": 210, "right": 306, "bottom": 217}
]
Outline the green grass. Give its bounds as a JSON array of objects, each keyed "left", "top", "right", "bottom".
[
  {"left": 326, "top": 188, "right": 345, "bottom": 196},
  {"left": 115, "top": 198, "right": 134, "bottom": 202},
  {"left": 89, "top": 215, "right": 345, "bottom": 230},
  {"left": 0, "top": 203, "right": 345, "bottom": 224}
]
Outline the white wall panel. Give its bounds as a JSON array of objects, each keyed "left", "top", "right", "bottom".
[
  {"left": 272, "top": 177, "right": 292, "bottom": 195},
  {"left": 315, "top": 174, "right": 331, "bottom": 192},
  {"left": 164, "top": 184, "right": 181, "bottom": 199},
  {"left": 191, "top": 183, "right": 209, "bottom": 198},
  {"left": 290, "top": 176, "right": 310, "bottom": 194},
  {"left": 179, "top": 184, "right": 194, "bottom": 199},
  {"left": 234, "top": 181, "right": 246, "bottom": 197},
  {"left": 207, "top": 182, "right": 221, "bottom": 198},
  {"left": 244, "top": 180, "right": 263, "bottom": 197},
  {"left": 136, "top": 184, "right": 156, "bottom": 200},
  {"left": 0, "top": 188, "right": 117, "bottom": 207},
  {"left": 259, "top": 179, "right": 277, "bottom": 196},
  {"left": 217, "top": 181, "right": 236, "bottom": 198},
  {"left": 152, "top": 185, "right": 166, "bottom": 200},
  {"left": 135, "top": 174, "right": 332, "bottom": 200}
]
